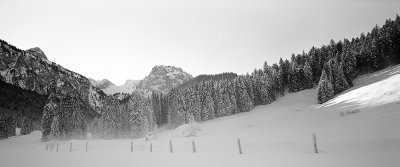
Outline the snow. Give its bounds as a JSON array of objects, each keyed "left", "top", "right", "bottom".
[
  {"left": 1, "top": 65, "right": 400, "bottom": 167},
  {"left": 321, "top": 65, "right": 400, "bottom": 108},
  {"left": 173, "top": 123, "right": 201, "bottom": 137}
]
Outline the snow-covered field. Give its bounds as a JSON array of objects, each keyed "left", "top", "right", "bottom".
[{"left": 1, "top": 65, "right": 400, "bottom": 167}]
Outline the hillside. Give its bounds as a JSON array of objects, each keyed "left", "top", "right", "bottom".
[{"left": 0, "top": 64, "right": 399, "bottom": 167}]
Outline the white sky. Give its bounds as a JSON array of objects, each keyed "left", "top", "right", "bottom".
[{"left": 0, "top": 0, "right": 399, "bottom": 85}]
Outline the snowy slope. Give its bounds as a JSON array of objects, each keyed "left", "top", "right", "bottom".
[
  {"left": 1, "top": 65, "right": 399, "bottom": 167},
  {"left": 321, "top": 65, "right": 400, "bottom": 108}
]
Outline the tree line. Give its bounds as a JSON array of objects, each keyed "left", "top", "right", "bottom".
[
  {"left": 0, "top": 80, "right": 48, "bottom": 139},
  {"left": 149, "top": 15, "right": 400, "bottom": 129},
  {"left": 87, "top": 15, "right": 400, "bottom": 138}
]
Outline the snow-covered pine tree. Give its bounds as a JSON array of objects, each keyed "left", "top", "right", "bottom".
[
  {"left": 227, "top": 81, "right": 239, "bottom": 114},
  {"left": 71, "top": 100, "right": 85, "bottom": 139},
  {"left": 20, "top": 116, "right": 33, "bottom": 135},
  {"left": 141, "top": 97, "right": 155, "bottom": 136},
  {"left": 185, "top": 86, "right": 201, "bottom": 122},
  {"left": 219, "top": 81, "right": 233, "bottom": 116},
  {"left": 204, "top": 91, "right": 215, "bottom": 120},
  {"left": 278, "top": 58, "right": 288, "bottom": 96},
  {"left": 251, "top": 71, "right": 263, "bottom": 105},
  {"left": 235, "top": 77, "right": 253, "bottom": 112},
  {"left": 244, "top": 74, "right": 255, "bottom": 104},
  {"left": 271, "top": 63, "right": 280, "bottom": 98},
  {"left": 50, "top": 115, "right": 61, "bottom": 140},
  {"left": 304, "top": 60, "right": 314, "bottom": 89},
  {"left": 213, "top": 81, "right": 225, "bottom": 117},
  {"left": 176, "top": 92, "right": 187, "bottom": 127},
  {"left": 100, "top": 97, "right": 118, "bottom": 138},
  {"left": 41, "top": 94, "right": 58, "bottom": 140},
  {"left": 151, "top": 92, "right": 162, "bottom": 126},
  {"left": 317, "top": 70, "right": 335, "bottom": 104},
  {"left": 326, "top": 58, "right": 350, "bottom": 94},
  {"left": 342, "top": 51, "right": 357, "bottom": 85},
  {"left": 259, "top": 75, "right": 274, "bottom": 105},
  {"left": 334, "top": 63, "right": 350, "bottom": 94}
]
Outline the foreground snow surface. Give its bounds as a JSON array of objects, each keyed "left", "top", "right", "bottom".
[{"left": 1, "top": 66, "right": 400, "bottom": 167}]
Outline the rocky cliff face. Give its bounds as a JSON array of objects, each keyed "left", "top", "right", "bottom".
[
  {"left": 135, "top": 65, "right": 193, "bottom": 96},
  {"left": 89, "top": 78, "right": 115, "bottom": 90},
  {"left": 0, "top": 40, "right": 105, "bottom": 116},
  {"left": 25, "top": 47, "right": 47, "bottom": 60}
]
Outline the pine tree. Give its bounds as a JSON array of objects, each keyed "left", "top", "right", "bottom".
[
  {"left": 317, "top": 70, "right": 335, "bottom": 104},
  {"left": 20, "top": 116, "right": 33, "bottom": 135},
  {"left": 41, "top": 94, "right": 58, "bottom": 140},
  {"left": 244, "top": 74, "right": 255, "bottom": 104},
  {"left": 101, "top": 98, "right": 118, "bottom": 138},
  {"left": 303, "top": 60, "right": 314, "bottom": 89},
  {"left": 251, "top": 72, "right": 263, "bottom": 105},
  {"left": 234, "top": 77, "right": 253, "bottom": 112},
  {"left": 50, "top": 115, "right": 61, "bottom": 140},
  {"left": 212, "top": 82, "right": 224, "bottom": 117},
  {"left": 227, "top": 81, "right": 238, "bottom": 114},
  {"left": 326, "top": 59, "right": 350, "bottom": 94},
  {"left": 342, "top": 51, "right": 357, "bottom": 85},
  {"left": 204, "top": 92, "right": 215, "bottom": 120},
  {"left": 334, "top": 63, "right": 350, "bottom": 94}
]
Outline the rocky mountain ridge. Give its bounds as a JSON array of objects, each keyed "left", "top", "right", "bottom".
[
  {"left": 0, "top": 40, "right": 105, "bottom": 116},
  {"left": 134, "top": 65, "right": 193, "bottom": 96},
  {"left": 89, "top": 78, "right": 115, "bottom": 90}
]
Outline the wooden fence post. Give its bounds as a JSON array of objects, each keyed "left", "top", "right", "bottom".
[
  {"left": 131, "top": 141, "right": 133, "bottom": 152},
  {"left": 237, "top": 139, "right": 243, "bottom": 154},
  {"left": 313, "top": 133, "right": 318, "bottom": 154},
  {"left": 69, "top": 142, "right": 72, "bottom": 152},
  {"left": 169, "top": 140, "right": 173, "bottom": 153},
  {"left": 192, "top": 139, "right": 196, "bottom": 153}
]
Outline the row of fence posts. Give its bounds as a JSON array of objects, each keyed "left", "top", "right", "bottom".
[
  {"left": 46, "top": 141, "right": 88, "bottom": 152},
  {"left": 45, "top": 133, "right": 319, "bottom": 154}
]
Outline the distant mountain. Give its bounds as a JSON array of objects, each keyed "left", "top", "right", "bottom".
[
  {"left": 135, "top": 65, "right": 193, "bottom": 96},
  {"left": 103, "top": 80, "right": 140, "bottom": 95},
  {"left": 25, "top": 47, "right": 47, "bottom": 60},
  {"left": 89, "top": 78, "right": 115, "bottom": 89},
  {"left": 0, "top": 39, "right": 106, "bottom": 139},
  {"left": 0, "top": 40, "right": 105, "bottom": 111}
]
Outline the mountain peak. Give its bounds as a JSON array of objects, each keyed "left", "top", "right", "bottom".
[
  {"left": 89, "top": 78, "right": 115, "bottom": 89},
  {"left": 26, "top": 47, "right": 47, "bottom": 60},
  {"left": 135, "top": 65, "right": 192, "bottom": 95}
]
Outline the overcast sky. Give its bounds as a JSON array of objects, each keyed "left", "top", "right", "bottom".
[{"left": 0, "top": 0, "right": 399, "bottom": 85}]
